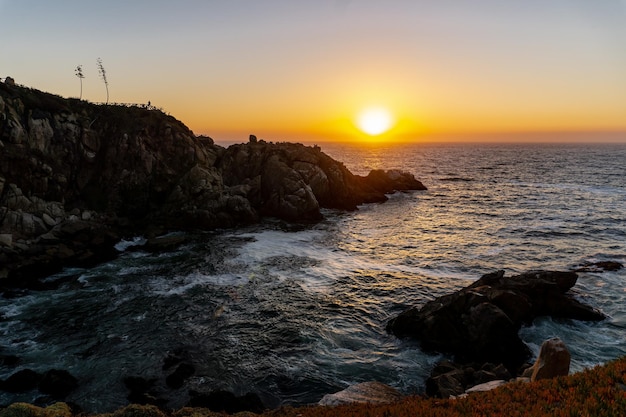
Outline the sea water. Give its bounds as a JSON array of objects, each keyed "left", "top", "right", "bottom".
[{"left": 1, "top": 143, "right": 625, "bottom": 411}]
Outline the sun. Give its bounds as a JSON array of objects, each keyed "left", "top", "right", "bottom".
[{"left": 356, "top": 107, "right": 394, "bottom": 136}]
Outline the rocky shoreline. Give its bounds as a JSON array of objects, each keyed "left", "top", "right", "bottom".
[
  {"left": 0, "top": 81, "right": 425, "bottom": 289},
  {"left": 1, "top": 80, "right": 623, "bottom": 414}
]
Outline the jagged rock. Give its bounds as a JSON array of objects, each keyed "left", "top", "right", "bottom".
[
  {"left": 318, "top": 381, "right": 404, "bottom": 406},
  {"left": 123, "top": 376, "right": 166, "bottom": 407},
  {"left": 574, "top": 261, "right": 623, "bottom": 273},
  {"left": 387, "top": 270, "right": 604, "bottom": 371},
  {"left": 426, "top": 370, "right": 466, "bottom": 398},
  {"left": 465, "top": 379, "right": 507, "bottom": 394},
  {"left": 38, "top": 369, "right": 78, "bottom": 399},
  {"left": 530, "top": 337, "right": 571, "bottom": 381},
  {"left": 165, "top": 363, "right": 195, "bottom": 389},
  {"left": 0, "top": 83, "right": 426, "bottom": 287},
  {"left": 425, "top": 360, "right": 512, "bottom": 398},
  {"left": 1, "top": 369, "right": 42, "bottom": 392}
]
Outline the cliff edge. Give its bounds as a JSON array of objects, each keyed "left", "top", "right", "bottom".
[{"left": 0, "top": 81, "right": 426, "bottom": 287}]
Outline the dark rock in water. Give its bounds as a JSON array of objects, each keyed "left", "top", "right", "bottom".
[
  {"left": 426, "top": 369, "right": 466, "bottom": 398},
  {"left": 574, "top": 261, "right": 624, "bottom": 273},
  {"left": 0, "top": 354, "right": 20, "bottom": 367},
  {"left": 165, "top": 363, "right": 195, "bottom": 389},
  {"left": 387, "top": 270, "right": 604, "bottom": 371},
  {"left": 2, "top": 369, "right": 42, "bottom": 392},
  {"left": 142, "top": 235, "right": 187, "bottom": 253},
  {"left": 123, "top": 376, "right": 167, "bottom": 407},
  {"left": 425, "top": 360, "right": 512, "bottom": 398},
  {"left": 187, "top": 389, "right": 265, "bottom": 414},
  {"left": 361, "top": 169, "right": 427, "bottom": 194},
  {"left": 38, "top": 369, "right": 78, "bottom": 399}
]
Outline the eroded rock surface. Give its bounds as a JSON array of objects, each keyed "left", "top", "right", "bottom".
[
  {"left": 318, "top": 381, "right": 404, "bottom": 406},
  {"left": 0, "top": 83, "right": 426, "bottom": 287},
  {"left": 387, "top": 270, "right": 604, "bottom": 371}
]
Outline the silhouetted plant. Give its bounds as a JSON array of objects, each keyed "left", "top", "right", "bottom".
[
  {"left": 96, "top": 58, "right": 109, "bottom": 104},
  {"left": 74, "top": 65, "right": 84, "bottom": 100}
]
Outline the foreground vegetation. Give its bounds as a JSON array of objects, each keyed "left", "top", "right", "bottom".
[{"left": 3, "top": 356, "right": 626, "bottom": 417}]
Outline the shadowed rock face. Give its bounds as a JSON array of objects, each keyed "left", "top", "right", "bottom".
[
  {"left": 0, "top": 83, "right": 426, "bottom": 286},
  {"left": 387, "top": 270, "right": 605, "bottom": 371}
]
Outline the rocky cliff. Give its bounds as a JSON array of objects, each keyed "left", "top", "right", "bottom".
[{"left": 0, "top": 81, "right": 426, "bottom": 287}]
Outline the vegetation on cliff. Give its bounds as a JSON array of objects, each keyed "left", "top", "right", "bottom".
[{"left": 1, "top": 356, "right": 625, "bottom": 417}]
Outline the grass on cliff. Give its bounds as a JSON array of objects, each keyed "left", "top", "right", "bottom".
[{"left": 2, "top": 356, "right": 626, "bottom": 417}]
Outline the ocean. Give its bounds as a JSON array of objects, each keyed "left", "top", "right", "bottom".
[{"left": 1, "top": 143, "right": 625, "bottom": 412}]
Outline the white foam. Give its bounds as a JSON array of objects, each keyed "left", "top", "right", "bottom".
[{"left": 114, "top": 236, "right": 147, "bottom": 252}]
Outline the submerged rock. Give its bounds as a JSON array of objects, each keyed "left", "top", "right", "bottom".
[
  {"left": 574, "top": 261, "right": 624, "bottom": 273},
  {"left": 1, "top": 369, "right": 42, "bottom": 392},
  {"left": 387, "top": 270, "right": 604, "bottom": 371},
  {"left": 38, "top": 369, "right": 79, "bottom": 399},
  {"left": 318, "top": 381, "right": 404, "bottom": 406}
]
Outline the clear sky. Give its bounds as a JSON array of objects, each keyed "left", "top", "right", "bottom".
[{"left": 1, "top": 0, "right": 625, "bottom": 143}]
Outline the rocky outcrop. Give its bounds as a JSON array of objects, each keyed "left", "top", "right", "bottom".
[
  {"left": 219, "top": 142, "right": 426, "bottom": 221},
  {"left": 0, "top": 83, "right": 426, "bottom": 287},
  {"left": 529, "top": 337, "right": 571, "bottom": 381},
  {"left": 318, "top": 381, "right": 404, "bottom": 406},
  {"left": 387, "top": 270, "right": 604, "bottom": 372},
  {"left": 425, "top": 360, "right": 512, "bottom": 398},
  {"left": 0, "top": 368, "right": 78, "bottom": 400}
]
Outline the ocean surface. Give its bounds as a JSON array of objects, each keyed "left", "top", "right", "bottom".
[{"left": 1, "top": 143, "right": 626, "bottom": 411}]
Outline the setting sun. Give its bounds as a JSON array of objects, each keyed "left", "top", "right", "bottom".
[{"left": 356, "top": 107, "right": 394, "bottom": 136}]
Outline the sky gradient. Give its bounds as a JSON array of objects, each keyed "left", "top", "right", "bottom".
[{"left": 2, "top": 0, "right": 625, "bottom": 143}]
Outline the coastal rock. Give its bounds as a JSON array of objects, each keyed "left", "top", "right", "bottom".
[
  {"left": 220, "top": 141, "right": 426, "bottom": 220},
  {"left": 574, "top": 261, "right": 624, "bottom": 273},
  {"left": 0, "top": 83, "right": 427, "bottom": 286},
  {"left": 165, "top": 363, "right": 195, "bottom": 389},
  {"left": 465, "top": 379, "right": 507, "bottom": 394},
  {"left": 318, "top": 381, "right": 404, "bottom": 406},
  {"left": 425, "top": 360, "right": 511, "bottom": 398},
  {"left": 1, "top": 369, "right": 42, "bottom": 392},
  {"left": 387, "top": 270, "right": 604, "bottom": 371},
  {"left": 38, "top": 369, "right": 79, "bottom": 399},
  {"left": 530, "top": 337, "right": 571, "bottom": 381}
]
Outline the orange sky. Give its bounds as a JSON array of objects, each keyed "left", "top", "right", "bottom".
[{"left": 2, "top": 1, "right": 625, "bottom": 143}]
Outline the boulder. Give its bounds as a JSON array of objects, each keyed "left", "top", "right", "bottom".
[
  {"left": 425, "top": 360, "right": 512, "bottom": 398},
  {"left": 318, "top": 381, "right": 404, "bottom": 406},
  {"left": 574, "top": 261, "right": 623, "bottom": 273},
  {"left": 1, "top": 369, "right": 42, "bottom": 392},
  {"left": 165, "top": 363, "right": 195, "bottom": 389},
  {"left": 465, "top": 379, "right": 507, "bottom": 394},
  {"left": 387, "top": 270, "right": 604, "bottom": 371},
  {"left": 37, "top": 369, "right": 78, "bottom": 399},
  {"left": 530, "top": 337, "right": 571, "bottom": 381}
]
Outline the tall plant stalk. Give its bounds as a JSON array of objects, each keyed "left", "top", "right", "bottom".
[
  {"left": 74, "top": 65, "right": 84, "bottom": 100},
  {"left": 96, "top": 58, "right": 109, "bottom": 104}
]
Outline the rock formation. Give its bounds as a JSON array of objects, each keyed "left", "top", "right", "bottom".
[
  {"left": 529, "top": 337, "right": 571, "bottom": 381},
  {"left": 318, "top": 381, "right": 404, "bottom": 406},
  {"left": 0, "top": 82, "right": 426, "bottom": 288},
  {"left": 387, "top": 270, "right": 604, "bottom": 372}
]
